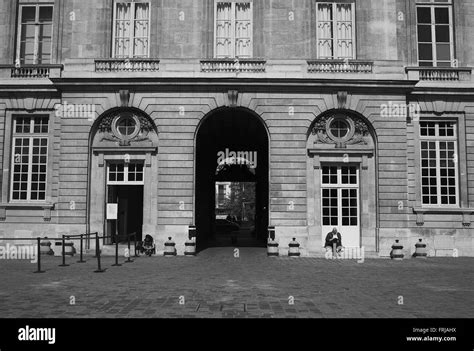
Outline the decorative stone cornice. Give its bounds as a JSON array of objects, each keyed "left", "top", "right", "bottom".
[
  {"left": 311, "top": 114, "right": 370, "bottom": 148},
  {"left": 98, "top": 110, "right": 155, "bottom": 146}
]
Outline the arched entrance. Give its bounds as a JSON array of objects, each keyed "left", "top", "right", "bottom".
[{"left": 195, "top": 107, "right": 269, "bottom": 249}]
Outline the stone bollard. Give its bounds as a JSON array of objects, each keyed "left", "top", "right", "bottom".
[
  {"left": 64, "top": 241, "right": 75, "bottom": 256},
  {"left": 40, "top": 238, "right": 53, "bottom": 255},
  {"left": 164, "top": 237, "right": 177, "bottom": 256},
  {"left": 267, "top": 238, "right": 279, "bottom": 257},
  {"left": 184, "top": 238, "right": 196, "bottom": 256},
  {"left": 390, "top": 240, "right": 404, "bottom": 261},
  {"left": 413, "top": 239, "right": 427, "bottom": 258},
  {"left": 288, "top": 238, "right": 300, "bottom": 257}
]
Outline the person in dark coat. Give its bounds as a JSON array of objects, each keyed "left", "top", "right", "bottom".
[{"left": 325, "top": 227, "right": 343, "bottom": 256}]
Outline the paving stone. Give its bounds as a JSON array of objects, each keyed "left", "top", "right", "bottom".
[{"left": 0, "top": 248, "right": 473, "bottom": 318}]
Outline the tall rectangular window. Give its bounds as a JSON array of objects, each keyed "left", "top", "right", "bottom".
[
  {"left": 416, "top": 0, "right": 454, "bottom": 67},
  {"left": 112, "top": 2, "right": 150, "bottom": 58},
  {"left": 316, "top": 2, "right": 355, "bottom": 59},
  {"left": 16, "top": 4, "right": 53, "bottom": 64},
  {"left": 420, "top": 121, "right": 458, "bottom": 206},
  {"left": 11, "top": 117, "right": 49, "bottom": 201},
  {"left": 215, "top": 1, "right": 253, "bottom": 58},
  {"left": 321, "top": 166, "right": 359, "bottom": 226}
]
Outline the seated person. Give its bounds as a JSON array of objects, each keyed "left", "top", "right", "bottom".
[
  {"left": 325, "top": 227, "right": 343, "bottom": 256},
  {"left": 138, "top": 234, "right": 155, "bottom": 256}
]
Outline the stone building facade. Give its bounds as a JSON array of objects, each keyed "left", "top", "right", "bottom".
[{"left": 0, "top": 0, "right": 473, "bottom": 256}]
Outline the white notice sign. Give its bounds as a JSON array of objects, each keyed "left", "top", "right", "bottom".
[{"left": 107, "top": 204, "right": 118, "bottom": 220}]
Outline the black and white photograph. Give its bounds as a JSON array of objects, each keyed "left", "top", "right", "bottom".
[{"left": 0, "top": 0, "right": 473, "bottom": 349}]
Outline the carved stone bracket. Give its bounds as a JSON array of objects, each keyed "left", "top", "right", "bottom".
[
  {"left": 313, "top": 155, "right": 321, "bottom": 170},
  {"left": 227, "top": 90, "right": 239, "bottom": 107},
  {"left": 119, "top": 90, "right": 130, "bottom": 107},
  {"left": 415, "top": 210, "right": 425, "bottom": 226},
  {"left": 362, "top": 155, "right": 369, "bottom": 170},
  {"left": 0, "top": 203, "right": 54, "bottom": 222},
  {"left": 43, "top": 205, "right": 53, "bottom": 222},
  {"left": 145, "top": 153, "right": 152, "bottom": 167},
  {"left": 413, "top": 207, "right": 473, "bottom": 227},
  {"left": 98, "top": 153, "right": 105, "bottom": 167},
  {"left": 462, "top": 212, "right": 471, "bottom": 227},
  {"left": 337, "top": 91, "right": 348, "bottom": 109}
]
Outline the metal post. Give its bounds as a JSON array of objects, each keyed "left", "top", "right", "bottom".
[
  {"left": 94, "top": 233, "right": 105, "bottom": 273},
  {"left": 77, "top": 234, "right": 86, "bottom": 263},
  {"left": 93, "top": 233, "right": 98, "bottom": 258},
  {"left": 34, "top": 237, "right": 45, "bottom": 273},
  {"left": 112, "top": 233, "right": 121, "bottom": 267},
  {"left": 134, "top": 233, "right": 138, "bottom": 257},
  {"left": 125, "top": 233, "right": 133, "bottom": 263},
  {"left": 59, "top": 235, "right": 69, "bottom": 267}
]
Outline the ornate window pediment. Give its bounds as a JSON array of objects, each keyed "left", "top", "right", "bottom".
[
  {"left": 311, "top": 113, "right": 370, "bottom": 148},
  {"left": 97, "top": 110, "right": 155, "bottom": 146}
]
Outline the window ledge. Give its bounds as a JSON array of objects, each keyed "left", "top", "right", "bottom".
[
  {"left": 405, "top": 66, "right": 472, "bottom": 81},
  {"left": 308, "top": 148, "right": 374, "bottom": 155},
  {"left": 201, "top": 58, "right": 266, "bottom": 73},
  {"left": 307, "top": 59, "right": 374, "bottom": 73},
  {"left": 413, "top": 207, "right": 474, "bottom": 227},
  {"left": 0, "top": 203, "right": 55, "bottom": 222},
  {"left": 0, "top": 64, "right": 64, "bottom": 79},
  {"left": 95, "top": 58, "right": 160, "bottom": 72},
  {"left": 92, "top": 147, "right": 157, "bottom": 154}
]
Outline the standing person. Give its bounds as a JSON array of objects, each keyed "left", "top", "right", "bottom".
[{"left": 325, "top": 227, "right": 343, "bottom": 257}]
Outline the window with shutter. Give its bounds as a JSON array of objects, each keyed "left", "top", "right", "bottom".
[
  {"left": 316, "top": 2, "right": 355, "bottom": 60},
  {"left": 113, "top": 2, "right": 150, "bottom": 58},
  {"left": 215, "top": 1, "right": 253, "bottom": 59},
  {"left": 16, "top": 4, "right": 54, "bottom": 65}
]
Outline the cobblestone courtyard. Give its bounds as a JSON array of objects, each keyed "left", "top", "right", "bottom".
[{"left": 0, "top": 248, "right": 473, "bottom": 318}]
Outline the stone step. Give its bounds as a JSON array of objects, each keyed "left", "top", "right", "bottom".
[
  {"left": 100, "top": 244, "right": 135, "bottom": 256},
  {"left": 306, "top": 250, "right": 385, "bottom": 259}
]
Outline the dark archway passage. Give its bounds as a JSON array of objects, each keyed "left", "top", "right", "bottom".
[{"left": 195, "top": 108, "right": 269, "bottom": 250}]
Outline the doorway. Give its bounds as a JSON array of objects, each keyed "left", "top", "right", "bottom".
[
  {"left": 106, "top": 186, "right": 143, "bottom": 244},
  {"left": 321, "top": 165, "right": 360, "bottom": 247},
  {"left": 105, "top": 162, "right": 145, "bottom": 244},
  {"left": 215, "top": 181, "right": 257, "bottom": 246},
  {"left": 195, "top": 108, "right": 269, "bottom": 249}
]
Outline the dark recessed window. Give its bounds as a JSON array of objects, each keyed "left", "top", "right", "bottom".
[
  {"left": 17, "top": 5, "right": 53, "bottom": 65},
  {"left": 416, "top": 0, "right": 454, "bottom": 67},
  {"left": 419, "top": 121, "right": 458, "bottom": 206},
  {"left": 116, "top": 116, "right": 137, "bottom": 137},
  {"left": 329, "top": 119, "right": 350, "bottom": 139},
  {"left": 11, "top": 116, "right": 49, "bottom": 201}
]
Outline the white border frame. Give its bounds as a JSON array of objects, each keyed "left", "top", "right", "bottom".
[
  {"left": 16, "top": 3, "right": 54, "bottom": 65},
  {"left": 320, "top": 165, "right": 360, "bottom": 228},
  {"left": 419, "top": 120, "right": 459, "bottom": 208},
  {"left": 9, "top": 117, "right": 50, "bottom": 203},
  {"left": 315, "top": 2, "right": 356, "bottom": 60},
  {"left": 107, "top": 161, "right": 145, "bottom": 186},
  {"left": 111, "top": 1, "right": 151, "bottom": 58},
  {"left": 415, "top": 2, "right": 455, "bottom": 67},
  {"left": 214, "top": 0, "right": 253, "bottom": 59}
]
